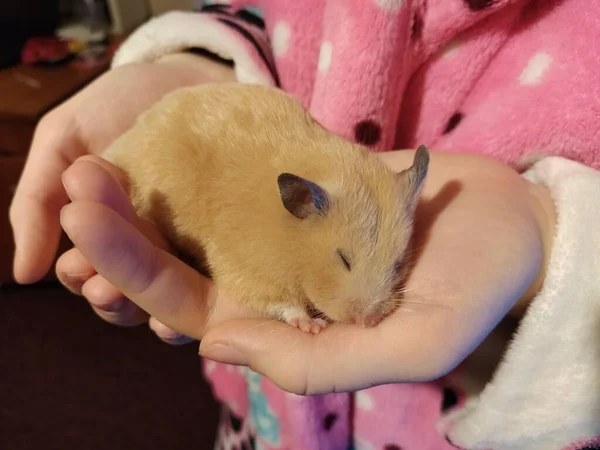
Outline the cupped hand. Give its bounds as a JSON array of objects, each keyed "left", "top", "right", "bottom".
[
  {"left": 60, "top": 156, "right": 255, "bottom": 339},
  {"left": 9, "top": 52, "right": 235, "bottom": 338},
  {"left": 60, "top": 150, "right": 556, "bottom": 395}
]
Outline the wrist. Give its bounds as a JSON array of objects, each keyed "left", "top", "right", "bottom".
[{"left": 509, "top": 181, "right": 557, "bottom": 317}]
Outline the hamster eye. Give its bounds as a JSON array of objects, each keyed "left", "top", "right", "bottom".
[{"left": 337, "top": 249, "right": 351, "bottom": 271}]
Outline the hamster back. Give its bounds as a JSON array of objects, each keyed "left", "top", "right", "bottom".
[{"left": 102, "top": 83, "right": 429, "bottom": 332}]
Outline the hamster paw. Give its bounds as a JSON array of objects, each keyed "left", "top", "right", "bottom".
[
  {"left": 271, "top": 305, "right": 328, "bottom": 335},
  {"left": 289, "top": 317, "right": 328, "bottom": 334}
]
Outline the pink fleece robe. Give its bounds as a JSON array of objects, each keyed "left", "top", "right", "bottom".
[{"left": 111, "top": 1, "right": 600, "bottom": 449}]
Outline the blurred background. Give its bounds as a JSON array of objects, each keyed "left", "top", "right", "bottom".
[{"left": 0, "top": 1, "right": 221, "bottom": 448}]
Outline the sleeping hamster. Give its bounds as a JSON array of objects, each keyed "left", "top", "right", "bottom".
[{"left": 102, "top": 83, "right": 429, "bottom": 334}]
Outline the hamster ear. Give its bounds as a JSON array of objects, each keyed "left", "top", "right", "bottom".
[
  {"left": 396, "top": 145, "right": 430, "bottom": 209},
  {"left": 277, "top": 173, "right": 330, "bottom": 219}
]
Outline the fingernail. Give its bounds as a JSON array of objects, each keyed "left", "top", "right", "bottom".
[
  {"left": 96, "top": 297, "right": 126, "bottom": 312},
  {"left": 61, "top": 273, "right": 86, "bottom": 294},
  {"left": 201, "top": 343, "right": 248, "bottom": 365},
  {"left": 162, "top": 334, "right": 195, "bottom": 346}
]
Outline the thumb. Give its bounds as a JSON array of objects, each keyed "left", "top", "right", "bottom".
[{"left": 200, "top": 309, "right": 455, "bottom": 395}]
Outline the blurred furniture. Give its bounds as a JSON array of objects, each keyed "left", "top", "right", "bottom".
[
  {"left": 0, "top": 37, "right": 122, "bottom": 283},
  {"left": 0, "top": 1, "right": 61, "bottom": 69},
  {"left": 107, "top": 0, "right": 193, "bottom": 34}
]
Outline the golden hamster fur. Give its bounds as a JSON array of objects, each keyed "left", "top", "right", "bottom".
[{"left": 102, "top": 83, "right": 429, "bottom": 333}]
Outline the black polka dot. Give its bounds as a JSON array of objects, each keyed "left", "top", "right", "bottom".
[
  {"left": 249, "top": 436, "right": 256, "bottom": 450},
  {"left": 354, "top": 120, "right": 382, "bottom": 146},
  {"left": 465, "top": 0, "right": 494, "bottom": 11},
  {"left": 384, "top": 445, "right": 402, "bottom": 450},
  {"left": 323, "top": 413, "right": 338, "bottom": 431},
  {"left": 229, "top": 412, "right": 243, "bottom": 432},
  {"left": 443, "top": 112, "right": 463, "bottom": 134},
  {"left": 442, "top": 387, "right": 458, "bottom": 411},
  {"left": 411, "top": 13, "right": 423, "bottom": 39}
]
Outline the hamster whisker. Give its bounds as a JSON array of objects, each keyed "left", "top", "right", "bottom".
[
  {"left": 399, "top": 249, "right": 421, "bottom": 261},
  {"left": 392, "top": 297, "right": 456, "bottom": 312},
  {"left": 395, "top": 287, "right": 417, "bottom": 294},
  {"left": 397, "top": 298, "right": 439, "bottom": 306}
]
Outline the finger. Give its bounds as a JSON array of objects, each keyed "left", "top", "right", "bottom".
[
  {"left": 90, "top": 300, "right": 149, "bottom": 327},
  {"left": 149, "top": 317, "right": 194, "bottom": 345},
  {"left": 81, "top": 273, "right": 127, "bottom": 310},
  {"left": 55, "top": 247, "right": 96, "bottom": 295},
  {"left": 60, "top": 200, "right": 213, "bottom": 340},
  {"left": 62, "top": 157, "right": 170, "bottom": 250},
  {"left": 76, "top": 155, "right": 130, "bottom": 189},
  {"left": 62, "top": 157, "right": 183, "bottom": 328},
  {"left": 62, "top": 157, "right": 136, "bottom": 223},
  {"left": 81, "top": 273, "right": 148, "bottom": 326},
  {"left": 9, "top": 115, "right": 83, "bottom": 283},
  {"left": 200, "top": 306, "right": 458, "bottom": 395}
]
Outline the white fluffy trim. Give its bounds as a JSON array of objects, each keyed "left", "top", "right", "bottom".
[
  {"left": 111, "top": 11, "right": 274, "bottom": 85},
  {"left": 443, "top": 157, "right": 600, "bottom": 450}
]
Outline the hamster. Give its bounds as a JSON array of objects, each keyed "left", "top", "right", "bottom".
[{"left": 102, "top": 83, "right": 429, "bottom": 334}]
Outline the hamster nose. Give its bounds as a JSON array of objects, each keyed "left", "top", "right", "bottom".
[
  {"left": 353, "top": 312, "right": 383, "bottom": 328},
  {"left": 364, "top": 313, "right": 382, "bottom": 328}
]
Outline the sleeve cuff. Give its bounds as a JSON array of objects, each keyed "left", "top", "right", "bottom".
[
  {"left": 440, "top": 156, "right": 600, "bottom": 450},
  {"left": 111, "top": 10, "right": 278, "bottom": 86}
]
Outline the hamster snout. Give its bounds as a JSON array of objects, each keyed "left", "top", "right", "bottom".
[
  {"left": 351, "top": 300, "right": 396, "bottom": 328},
  {"left": 329, "top": 295, "right": 397, "bottom": 328}
]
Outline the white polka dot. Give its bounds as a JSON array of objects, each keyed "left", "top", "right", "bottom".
[
  {"left": 375, "top": 0, "right": 405, "bottom": 10},
  {"left": 519, "top": 51, "right": 553, "bottom": 86},
  {"left": 442, "top": 39, "right": 461, "bottom": 60},
  {"left": 272, "top": 21, "right": 291, "bottom": 57},
  {"left": 356, "top": 391, "right": 373, "bottom": 411},
  {"left": 318, "top": 41, "right": 333, "bottom": 73}
]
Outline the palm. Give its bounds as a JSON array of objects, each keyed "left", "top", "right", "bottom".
[{"left": 197, "top": 151, "right": 544, "bottom": 394}]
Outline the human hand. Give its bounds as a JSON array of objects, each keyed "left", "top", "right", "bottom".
[
  {"left": 59, "top": 156, "right": 256, "bottom": 339},
  {"left": 9, "top": 52, "right": 235, "bottom": 338},
  {"left": 60, "top": 150, "right": 556, "bottom": 394}
]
